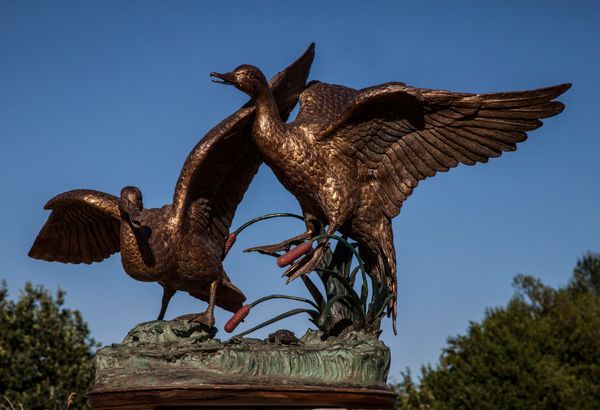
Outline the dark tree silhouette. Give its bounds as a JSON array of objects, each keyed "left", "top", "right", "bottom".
[
  {"left": 0, "top": 282, "right": 98, "bottom": 409},
  {"left": 395, "top": 252, "right": 600, "bottom": 410}
]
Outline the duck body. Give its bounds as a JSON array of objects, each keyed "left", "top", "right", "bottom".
[
  {"left": 257, "top": 121, "right": 389, "bottom": 287},
  {"left": 118, "top": 202, "right": 244, "bottom": 312}
]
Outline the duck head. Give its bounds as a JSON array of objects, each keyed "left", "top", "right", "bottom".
[
  {"left": 119, "top": 186, "right": 143, "bottom": 228},
  {"left": 211, "top": 65, "right": 268, "bottom": 98}
]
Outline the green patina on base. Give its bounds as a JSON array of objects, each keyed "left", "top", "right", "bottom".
[{"left": 92, "top": 320, "right": 391, "bottom": 392}]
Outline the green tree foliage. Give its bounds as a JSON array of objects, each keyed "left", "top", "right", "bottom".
[
  {"left": 395, "top": 252, "right": 600, "bottom": 410},
  {"left": 0, "top": 282, "right": 98, "bottom": 409}
]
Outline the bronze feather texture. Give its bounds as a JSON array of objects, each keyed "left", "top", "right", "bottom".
[
  {"left": 212, "top": 47, "right": 570, "bottom": 333},
  {"left": 29, "top": 44, "right": 315, "bottom": 329}
]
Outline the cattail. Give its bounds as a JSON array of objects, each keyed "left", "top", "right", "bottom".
[
  {"left": 223, "top": 233, "right": 237, "bottom": 257},
  {"left": 224, "top": 304, "right": 251, "bottom": 333},
  {"left": 277, "top": 242, "right": 313, "bottom": 267}
]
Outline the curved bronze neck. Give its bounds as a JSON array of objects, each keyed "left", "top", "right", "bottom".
[{"left": 253, "top": 91, "right": 285, "bottom": 143}]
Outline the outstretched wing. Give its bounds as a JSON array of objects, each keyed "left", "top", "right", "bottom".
[
  {"left": 29, "top": 190, "right": 121, "bottom": 264},
  {"left": 172, "top": 43, "right": 315, "bottom": 256},
  {"left": 311, "top": 82, "right": 570, "bottom": 218},
  {"left": 270, "top": 43, "right": 316, "bottom": 121}
]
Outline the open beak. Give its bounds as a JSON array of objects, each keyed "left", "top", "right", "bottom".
[
  {"left": 128, "top": 208, "right": 143, "bottom": 228},
  {"left": 210, "top": 71, "right": 236, "bottom": 85},
  {"left": 119, "top": 198, "right": 143, "bottom": 228}
]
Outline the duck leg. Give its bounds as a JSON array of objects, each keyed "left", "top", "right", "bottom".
[
  {"left": 176, "top": 280, "right": 220, "bottom": 328},
  {"left": 201, "top": 279, "right": 219, "bottom": 329},
  {"left": 244, "top": 217, "right": 322, "bottom": 255},
  {"left": 157, "top": 286, "right": 176, "bottom": 320}
]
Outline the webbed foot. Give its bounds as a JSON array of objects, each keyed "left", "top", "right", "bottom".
[
  {"left": 174, "top": 311, "right": 215, "bottom": 328},
  {"left": 244, "top": 229, "right": 317, "bottom": 256},
  {"left": 245, "top": 237, "right": 310, "bottom": 257},
  {"left": 284, "top": 244, "right": 327, "bottom": 283},
  {"left": 244, "top": 242, "right": 292, "bottom": 256}
]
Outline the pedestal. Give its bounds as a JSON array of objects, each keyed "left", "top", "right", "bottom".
[{"left": 87, "top": 320, "right": 396, "bottom": 409}]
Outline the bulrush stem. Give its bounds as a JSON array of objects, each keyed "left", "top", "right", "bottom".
[
  {"left": 310, "top": 233, "right": 370, "bottom": 311},
  {"left": 310, "top": 233, "right": 367, "bottom": 275},
  {"left": 233, "top": 213, "right": 303, "bottom": 236},
  {"left": 224, "top": 294, "right": 320, "bottom": 333},
  {"left": 248, "top": 294, "right": 320, "bottom": 310},
  {"left": 233, "top": 308, "right": 318, "bottom": 338},
  {"left": 222, "top": 213, "right": 303, "bottom": 258}
]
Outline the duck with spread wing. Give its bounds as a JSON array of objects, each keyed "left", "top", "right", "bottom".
[
  {"left": 29, "top": 44, "right": 315, "bottom": 328},
  {"left": 211, "top": 52, "right": 570, "bottom": 332}
]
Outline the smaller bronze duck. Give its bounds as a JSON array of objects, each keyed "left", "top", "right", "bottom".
[{"left": 29, "top": 44, "right": 315, "bottom": 328}]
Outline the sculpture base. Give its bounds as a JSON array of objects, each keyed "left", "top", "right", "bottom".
[
  {"left": 87, "top": 384, "right": 396, "bottom": 409},
  {"left": 88, "top": 320, "right": 395, "bottom": 409}
]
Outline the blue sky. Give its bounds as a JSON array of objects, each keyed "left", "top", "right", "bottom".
[{"left": 1, "top": 1, "right": 599, "bottom": 379}]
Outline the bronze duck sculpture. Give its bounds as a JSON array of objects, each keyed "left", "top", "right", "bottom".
[
  {"left": 28, "top": 44, "right": 315, "bottom": 328},
  {"left": 211, "top": 55, "right": 570, "bottom": 331}
]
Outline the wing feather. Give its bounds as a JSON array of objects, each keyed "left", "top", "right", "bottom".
[
  {"left": 96, "top": 221, "right": 115, "bottom": 256},
  {"left": 389, "top": 143, "right": 420, "bottom": 187},
  {"left": 69, "top": 228, "right": 80, "bottom": 263},
  {"left": 411, "top": 132, "right": 453, "bottom": 171},
  {"left": 29, "top": 190, "right": 121, "bottom": 264},
  {"left": 58, "top": 230, "right": 71, "bottom": 262},
  {"left": 78, "top": 225, "right": 92, "bottom": 264}
]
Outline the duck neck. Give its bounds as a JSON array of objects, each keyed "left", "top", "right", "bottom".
[
  {"left": 252, "top": 90, "right": 286, "bottom": 151},
  {"left": 120, "top": 218, "right": 157, "bottom": 281}
]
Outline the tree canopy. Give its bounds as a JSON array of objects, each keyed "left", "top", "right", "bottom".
[
  {"left": 0, "top": 282, "right": 98, "bottom": 409},
  {"left": 395, "top": 252, "right": 600, "bottom": 410}
]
